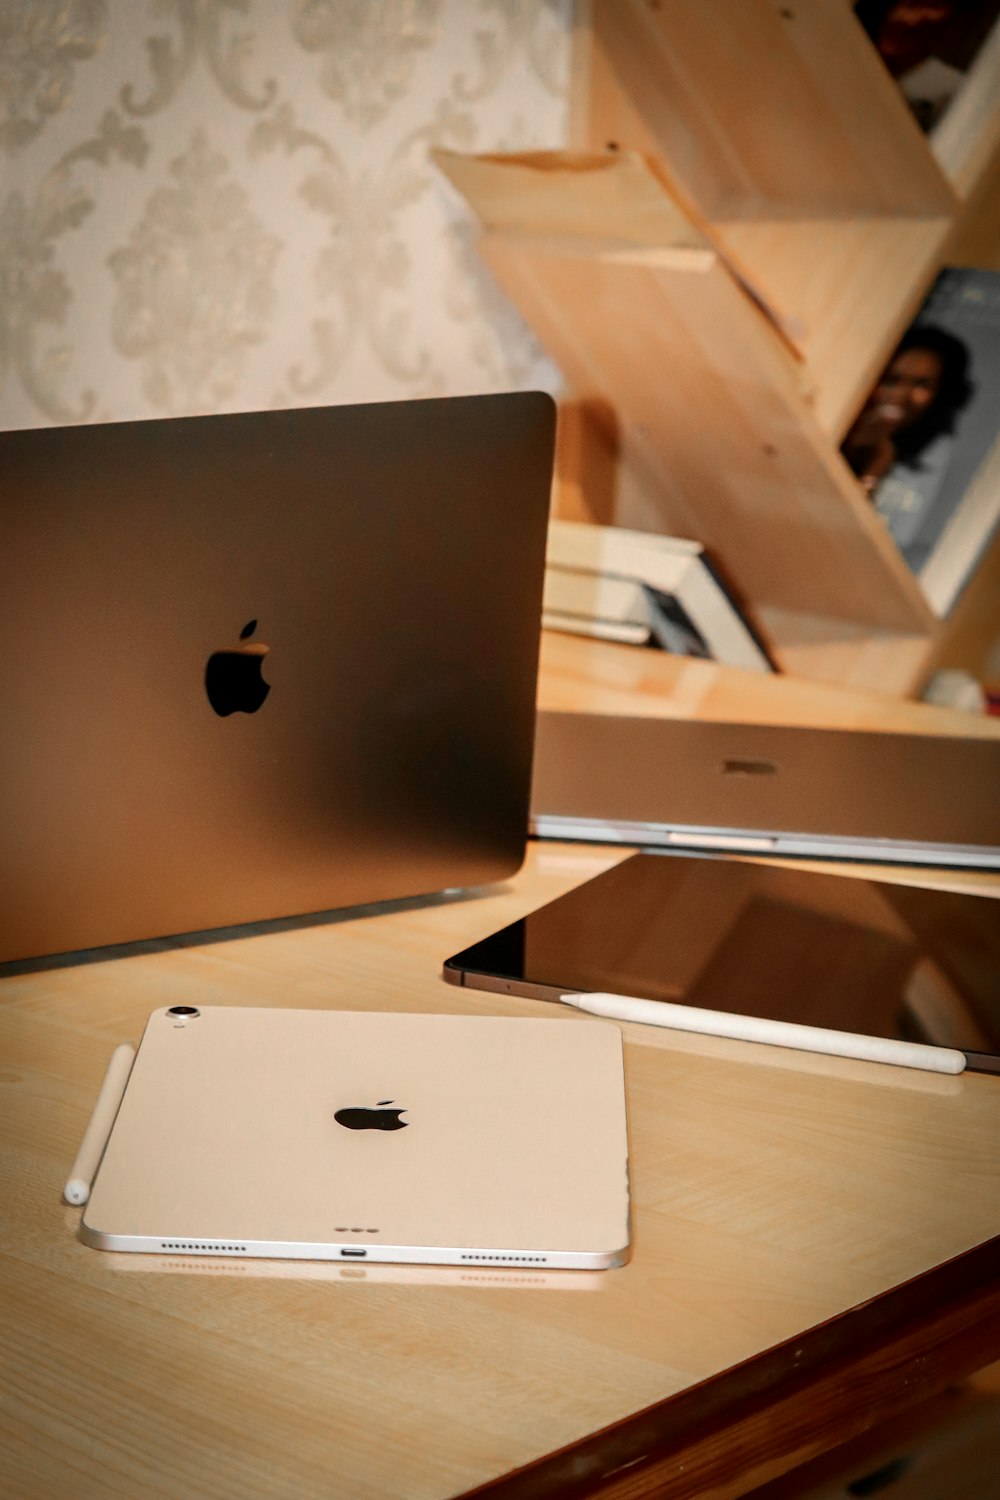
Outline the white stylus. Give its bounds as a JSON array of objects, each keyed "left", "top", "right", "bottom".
[
  {"left": 64, "top": 1043, "right": 136, "bottom": 1205},
  {"left": 560, "top": 992, "right": 967, "bottom": 1075}
]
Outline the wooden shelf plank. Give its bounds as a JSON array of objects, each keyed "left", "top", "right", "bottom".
[
  {"left": 438, "top": 0, "right": 1000, "bottom": 695},
  {"left": 433, "top": 148, "right": 711, "bottom": 257},
  {"left": 484, "top": 228, "right": 935, "bottom": 677},
  {"left": 573, "top": 1, "right": 960, "bottom": 441},
  {"left": 932, "top": 15, "right": 1000, "bottom": 201},
  {"left": 436, "top": 147, "right": 806, "bottom": 359},
  {"left": 550, "top": 404, "right": 938, "bottom": 694},
  {"left": 576, "top": 0, "right": 956, "bottom": 221},
  {"left": 936, "top": 17, "right": 1000, "bottom": 272},
  {"left": 718, "top": 216, "right": 953, "bottom": 439},
  {"left": 437, "top": 147, "right": 938, "bottom": 691},
  {"left": 538, "top": 625, "right": 959, "bottom": 723}
]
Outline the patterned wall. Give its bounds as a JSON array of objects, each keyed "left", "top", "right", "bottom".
[{"left": 0, "top": 0, "right": 572, "bottom": 430}]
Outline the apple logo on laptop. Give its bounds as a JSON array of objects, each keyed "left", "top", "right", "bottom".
[
  {"left": 205, "top": 619, "right": 271, "bottom": 717},
  {"left": 335, "top": 1100, "right": 409, "bottom": 1132}
]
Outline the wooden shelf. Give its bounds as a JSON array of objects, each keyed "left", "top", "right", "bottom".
[
  {"left": 717, "top": 217, "right": 953, "bottom": 439},
  {"left": 937, "top": 16, "right": 1000, "bottom": 273},
  {"left": 436, "top": 148, "right": 935, "bottom": 691},
  {"left": 932, "top": 14, "right": 1000, "bottom": 202},
  {"left": 536, "top": 628, "right": 1000, "bottom": 741},
  {"left": 572, "top": 0, "right": 958, "bottom": 440},
  {"left": 573, "top": 0, "right": 955, "bottom": 218},
  {"left": 438, "top": 0, "right": 1000, "bottom": 695}
]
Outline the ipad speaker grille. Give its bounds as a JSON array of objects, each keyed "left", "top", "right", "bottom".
[
  {"left": 160, "top": 1241, "right": 248, "bottom": 1254},
  {"left": 460, "top": 1253, "right": 549, "bottom": 1264}
]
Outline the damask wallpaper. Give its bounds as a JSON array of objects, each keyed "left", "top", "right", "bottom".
[{"left": 0, "top": 0, "right": 572, "bottom": 430}]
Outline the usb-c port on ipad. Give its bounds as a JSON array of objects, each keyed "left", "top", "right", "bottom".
[{"left": 341, "top": 1248, "right": 367, "bottom": 1257}]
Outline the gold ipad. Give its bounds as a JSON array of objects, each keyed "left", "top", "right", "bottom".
[{"left": 81, "top": 1007, "right": 630, "bottom": 1271}]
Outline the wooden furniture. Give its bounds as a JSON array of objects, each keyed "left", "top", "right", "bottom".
[
  {"left": 436, "top": 2, "right": 1000, "bottom": 695},
  {"left": 743, "top": 1373, "right": 1000, "bottom": 1499},
  {"left": 3, "top": 845, "right": 999, "bottom": 1500},
  {"left": 4, "top": 646, "right": 1000, "bottom": 1500},
  {"left": 921, "top": 523, "right": 1000, "bottom": 702},
  {"left": 537, "top": 628, "right": 1000, "bottom": 746}
]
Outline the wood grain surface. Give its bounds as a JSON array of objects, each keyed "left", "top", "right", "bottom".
[
  {"left": 3, "top": 821, "right": 999, "bottom": 1500},
  {"left": 536, "top": 630, "right": 1000, "bottom": 739}
]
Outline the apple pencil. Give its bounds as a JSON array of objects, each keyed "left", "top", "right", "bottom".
[
  {"left": 560, "top": 992, "right": 967, "bottom": 1075},
  {"left": 64, "top": 1043, "right": 136, "bottom": 1206}
]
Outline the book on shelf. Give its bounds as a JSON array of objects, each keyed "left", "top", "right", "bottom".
[
  {"left": 855, "top": 0, "right": 1000, "bottom": 132},
  {"left": 542, "top": 519, "right": 773, "bottom": 673},
  {"left": 842, "top": 267, "right": 1000, "bottom": 615}
]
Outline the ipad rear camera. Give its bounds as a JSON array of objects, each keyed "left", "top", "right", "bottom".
[{"left": 167, "top": 1006, "right": 201, "bottom": 1018}]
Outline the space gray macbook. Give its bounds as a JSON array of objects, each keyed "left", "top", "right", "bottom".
[
  {"left": 1, "top": 395, "right": 555, "bottom": 964},
  {"left": 530, "top": 711, "right": 1000, "bottom": 870}
]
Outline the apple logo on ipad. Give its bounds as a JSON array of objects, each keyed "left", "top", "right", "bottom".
[
  {"left": 335, "top": 1100, "right": 409, "bottom": 1132},
  {"left": 205, "top": 619, "right": 271, "bottom": 717}
]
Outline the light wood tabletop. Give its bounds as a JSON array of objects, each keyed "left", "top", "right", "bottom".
[{"left": 3, "top": 640, "right": 999, "bottom": 1500}]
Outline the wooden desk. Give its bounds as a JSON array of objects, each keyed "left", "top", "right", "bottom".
[
  {"left": 3, "top": 843, "right": 999, "bottom": 1500},
  {"left": 3, "top": 643, "right": 999, "bottom": 1500}
]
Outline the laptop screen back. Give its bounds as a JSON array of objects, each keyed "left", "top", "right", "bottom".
[{"left": 1, "top": 395, "right": 555, "bottom": 963}]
